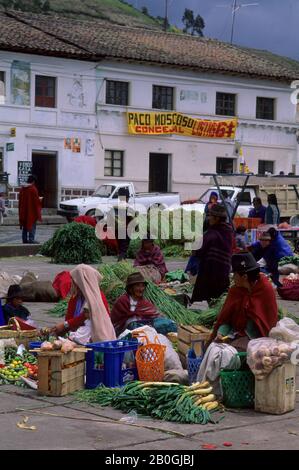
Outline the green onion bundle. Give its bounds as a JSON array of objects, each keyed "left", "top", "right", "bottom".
[{"left": 76, "top": 380, "right": 219, "bottom": 424}]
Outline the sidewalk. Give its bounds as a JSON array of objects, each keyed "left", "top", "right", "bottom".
[{"left": 2, "top": 215, "right": 66, "bottom": 226}]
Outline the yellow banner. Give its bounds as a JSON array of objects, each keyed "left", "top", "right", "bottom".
[{"left": 127, "top": 111, "right": 237, "bottom": 139}]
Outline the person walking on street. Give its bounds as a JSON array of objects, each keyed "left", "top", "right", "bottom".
[
  {"left": 19, "top": 174, "right": 42, "bottom": 244},
  {"left": 265, "top": 194, "right": 280, "bottom": 225}
]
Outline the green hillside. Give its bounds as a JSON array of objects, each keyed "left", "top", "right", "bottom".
[{"left": 0, "top": 0, "right": 163, "bottom": 29}]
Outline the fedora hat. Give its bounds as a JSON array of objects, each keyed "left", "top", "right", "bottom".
[
  {"left": 5, "top": 284, "right": 23, "bottom": 300},
  {"left": 126, "top": 272, "right": 147, "bottom": 289},
  {"left": 232, "top": 252, "right": 259, "bottom": 274},
  {"left": 209, "top": 204, "right": 227, "bottom": 219}
]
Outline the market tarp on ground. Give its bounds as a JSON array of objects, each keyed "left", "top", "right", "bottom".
[{"left": 127, "top": 112, "right": 238, "bottom": 139}]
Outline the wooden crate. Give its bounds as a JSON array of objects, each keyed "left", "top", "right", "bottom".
[
  {"left": 178, "top": 325, "right": 211, "bottom": 360},
  {"left": 37, "top": 350, "right": 86, "bottom": 397}
]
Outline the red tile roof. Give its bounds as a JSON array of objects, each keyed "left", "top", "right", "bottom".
[{"left": 1, "top": 10, "right": 299, "bottom": 82}]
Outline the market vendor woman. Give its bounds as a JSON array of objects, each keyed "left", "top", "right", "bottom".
[
  {"left": 51, "top": 264, "right": 116, "bottom": 343},
  {"left": 111, "top": 272, "right": 176, "bottom": 336},
  {"left": 210, "top": 252, "right": 278, "bottom": 351}
]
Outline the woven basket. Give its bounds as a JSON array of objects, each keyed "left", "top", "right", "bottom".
[
  {"left": 0, "top": 317, "right": 39, "bottom": 348},
  {"left": 133, "top": 333, "right": 166, "bottom": 382},
  {"left": 220, "top": 353, "right": 255, "bottom": 408}
]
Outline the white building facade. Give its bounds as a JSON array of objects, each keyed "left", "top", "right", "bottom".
[{"left": 1, "top": 39, "right": 299, "bottom": 210}]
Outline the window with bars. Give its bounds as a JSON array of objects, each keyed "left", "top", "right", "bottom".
[
  {"left": 152, "top": 85, "right": 174, "bottom": 110},
  {"left": 216, "top": 92, "right": 236, "bottom": 116},
  {"left": 258, "top": 160, "right": 274, "bottom": 175},
  {"left": 106, "top": 80, "right": 129, "bottom": 105},
  {"left": 35, "top": 75, "right": 56, "bottom": 108},
  {"left": 256, "top": 97, "right": 275, "bottom": 120},
  {"left": 104, "top": 150, "right": 124, "bottom": 177}
]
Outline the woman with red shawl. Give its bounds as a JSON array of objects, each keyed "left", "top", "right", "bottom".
[
  {"left": 111, "top": 272, "right": 176, "bottom": 336},
  {"left": 211, "top": 252, "right": 278, "bottom": 351}
]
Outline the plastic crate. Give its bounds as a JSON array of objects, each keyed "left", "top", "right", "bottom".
[
  {"left": 85, "top": 339, "right": 139, "bottom": 389},
  {"left": 220, "top": 353, "right": 255, "bottom": 408}
]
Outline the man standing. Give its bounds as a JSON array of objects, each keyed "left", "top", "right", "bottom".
[
  {"left": 249, "top": 197, "right": 266, "bottom": 223},
  {"left": 19, "top": 174, "right": 42, "bottom": 244}
]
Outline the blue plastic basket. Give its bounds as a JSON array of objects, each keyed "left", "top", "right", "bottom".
[
  {"left": 187, "top": 340, "right": 204, "bottom": 384},
  {"left": 85, "top": 339, "right": 139, "bottom": 389},
  {"left": 187, "top": 355, "right": 203, "bottom": 384}
]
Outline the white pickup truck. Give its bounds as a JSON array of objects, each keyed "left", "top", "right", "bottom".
[
  {"left": 179, "top": 185, "right": 256, "bottom": 217},
  {"left": 57, "top": 182, "right": 181, "bottom": 221}
]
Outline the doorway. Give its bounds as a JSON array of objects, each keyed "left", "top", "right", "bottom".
[
  {"left": 149, "top": 153, "right": 170, "bottom": 192},
  {"left": 32, "top": 151, "right": 58, "bottom": 208}
]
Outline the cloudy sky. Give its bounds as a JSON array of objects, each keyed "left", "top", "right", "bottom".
[{"left": 127, "top": 0, "right": 299, "bottom": 61}]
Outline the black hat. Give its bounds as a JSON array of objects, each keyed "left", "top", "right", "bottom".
[
  {"left": 232, "top": 253, "right": 259, "bottom": 274},
  {"left": 209, "top": 204, "right": 227, "bottom": 219},
  {"left": 5, "top": 285, "right": 23, "bottom": 300},
  {"left": 126, "top": 272, "right": 147, "bottom": 289}
]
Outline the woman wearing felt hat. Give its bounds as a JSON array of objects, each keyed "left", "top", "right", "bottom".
[
  {"left": 2, "top": 285, "right": 31, "bottom": 324},
  {"left": 196, "top": 252, "right": 278, "bottom": 392},
  {"left": 111, "top": 272, "right": 176, "bottom": 336},
  {"left": 210, "top": 252, "right": 278, "bottom": 351}
]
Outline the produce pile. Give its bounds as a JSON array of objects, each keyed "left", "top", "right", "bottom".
[
  {"left": 77, "top": 380, "right": 220, "bottom": 424},
  {"left": 279, "top": 256, "right": 299, "bottom": 267},
  {"left": 39, "top": 222, "right": 103, "bottom": 264},
  {"left": 144, "top": 281, "right": 200, "bottom": 325},
  {"left": 0, "top": 347, "right": 37, "bottom": 386},
  {"left": 48, "top": 299, "right": 69, "bottom": 317},
  {"left": 247, "top": 338, "right": 296, "bottom": 380},
  {"left": 40, "top": 338, "right": 78, "bottom": 353},
  {"left": 99, "top": 264, "right": 126, "bottom": 306}
]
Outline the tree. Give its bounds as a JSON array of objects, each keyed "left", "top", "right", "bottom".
[
  {"left": 192, "top": 14, "right": 205, "bottom": 37},
  {"left": 141, "top": 6, "right": 149, "bottom": 16},
  {"left": 182, "top": 8, "right": 194, "bottom": 33},
  {"left": 182, "top": 8, "right": 205, "bottom": 37}
]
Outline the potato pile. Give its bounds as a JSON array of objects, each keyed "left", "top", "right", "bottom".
[
  {"left": 41, "top": 339, "right": 77, "bottom": 354},
  {"left": 247, "top": 339, "right": 296, "bottom": 380}
]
